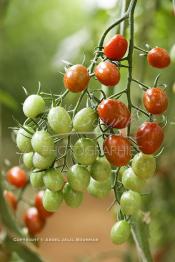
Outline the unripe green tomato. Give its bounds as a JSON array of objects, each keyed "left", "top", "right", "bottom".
[
  {"left": 23, "top": 152, "right": 33, "bottom": 169},
  {"left": 30, "top": 171, "right": 45, "bottom": 189},
  {"left": 48, "top": 106, "right": 72, "bottom": 135},
  {"left": 23, "top": 95, "right": 45, "bottom": 119},
  {"left": 132, "top": 153, "right": 156, "bottom": 179},
  {"left": 43, "top": 169, "right": 64, "bottom": 192},
  {"left": 33, "top": 152, "right": 56, "bottom": 170},
  {"left": 73, "top": 138, "right": 98, "bottom": 165},
  {"left": 120, "top": 190, "right": 142, "bottom": 216},
  {"left": 87, "top": 176, "right": 111, "bottom": 198},
  {"left": 90, "top": 157, "right": 111, "bottom": 181},
  {"left": 118, "top": 166, "right": 127, "bottom": 181},
  {"left": 110, "top": 220, "right": 131, "bottom": 244},
  {"left": 73, "top": 108, "right": 98, "bottom": 132},
  {"left": 67, "top": 164, "right": 90, "bottom": 192},
  {"left": 63, "top": 183, "right": 83, "bottom": 208},
  {"left": 42, "top": 189, "right": 63, "bottom": 212},
  {"left": 31, "top": 130, "right": 54, "bottom": 157},
  {"left": 16, "top": 126, "right": 33, "bottom": 153},
  {"left": 122, "top": 168, "right": 145, "bottom": 192}
]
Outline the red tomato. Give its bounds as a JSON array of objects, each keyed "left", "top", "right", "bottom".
[
  {"left": 143, "top": 87, "right": 168, "bottom": 114},
  {"left": 23, "top": 207, "right": 45, "bottom": 235},
  {"left": 6, "top": 167, "right": 27, "bottom": 188},
  {"left": 35, "top": 191, "right": 53, "bottom": 219},
  {"left": 95, "top": 62, "right": 120, "bottom": 86},
  {"left": 103, "top": 135, "right": 131, "bottom": 166},
  {"left": 3, "top": 190, "right": 17, "bottom": 211},
  {"left": 64, "top": 64, "right": 90, "bottom": 93},
  {"left": 97, "top": 99, "right": 130, "bottom": 129},
  {"left": 147, "top": 47, "right": 170, "bottom": 68},
  {"left": 104, "top": 34, "right": 128, "bottom": 61},
  {"left": 136, "top": 122, "right": 164, "bottom": 154}
]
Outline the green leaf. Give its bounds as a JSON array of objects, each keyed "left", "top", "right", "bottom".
[
  {"left": 0, "top": 89, "right": 18, "bottom": 110},
  {"left": 4, "top": 235, "right": 44, "bottom": 262},
  {"left": 0, "top": 173, "right": 24, "bottom": 237},
  {"left": 131, "top": 216, "right": 153, "bottom": 262}
]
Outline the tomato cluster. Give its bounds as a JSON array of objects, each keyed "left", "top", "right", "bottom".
[{"left": 12, "top": 32, "right": 170, "bottom": 244}]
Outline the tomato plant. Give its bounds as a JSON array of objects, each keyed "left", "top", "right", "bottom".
[
  {"left": 23, "top": 207, "right": 45, "bottom": 235},
  {"left": 136, "top": 122, "right": 164, "bottom": 154},
  {"left": 11, "top": 0, "right": 170, "bottom": 260},
  {"left": 104, "top": 34, "right": 128, "bottom": 61},
  {"left": 64, "top": 64, "right": 90, "bottom": 92},
  {"left": 110, "top": 220, "right": 131, "bottom": 244},
  {"left": 95, "top": 61, "right": 120, "bottom": 86},
  {"left": 6, "top": 166, "right": 27, "bottom": 188},
  {"left": 103, "top": 135, "right": 131, "bottom": 166},
  {"left": 97, "top": 99, "right": 130, "bottom": 129},
  {"left": 143, "top": 87, "right": 168, "bottom": 114},
  {"left": 63, "top": 183, "right": 83, "bottom": 208},
  {"left": 23, "top": 95, "right": 45, "bottom": 119},
  {"left": 147, "top": 47, "right": 170, "bottom": 68},
  {"left": 35, "top": 191, "right": 53, "bottom": 219}
]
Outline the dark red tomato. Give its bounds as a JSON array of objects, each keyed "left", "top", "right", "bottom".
[
  {"left": 95, "top": 62, "right": 120, "bottom": 86},
  {"left": 23, "top": 207, "right": 45, "bottom": 235},
  {"left": 6, "top": 167, "right": 27, "bottom": 188},
  {"left": 147, "top": 47, "right": 170, "bottom": 68},
  {"left": 97, "top": 99, "right": 130, "bottom": 129},
  {"left": 136, "top": 122, "right": 164, "bottom": 154},
  {"left": 35, "top": 191, "right": 53, "bottom": 219},
  {"left": 143, "top": 87, "right": 168, "bottom": 114},
  {"left": 103, "top": 135, "right": 131, "bottom": 166},
  {"left": 63, "top": 64, "right": 90, "bottom": 93},
  {"left": 3, "top": 190, "right": 17, "bottom": 211},
  {"left": 104, "top": 34, "right": 128, "bottom": 61}
]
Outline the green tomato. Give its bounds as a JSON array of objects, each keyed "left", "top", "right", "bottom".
[
  {"left": 33, "top": 152, "right": 56, "bottom": 170},
  {"left": 63, "top": 183, "right": 83, "bottom": 208},
  {"left": 43, "top": 168, "right": 64, "bottom": 192},
  {"left": 42, "top": 189, "right": 63, "bottom": 212},
  {"left": 132, "top": 153, "right": 156, "bottom": 179},
  {"left": 23, "top": 94, "right": 45, "bottom": 118},
  {"left": 73, "top": 108, "right": 98, "bottom": 132},
  {"left": 31, "top": 130, "right": 54, "bottom": 157},
  {"left": 48, "top": 106, "right": 72, "bottom": 134},
  {"left": 118, "top": 166, "right": 127, "bottom": 181},
  {"left": 90, "top": 157, "right": 111, "bottom": 181},
  {"left": 23, "top": 152, "right": 33, "bottom": 169},
  {"left": 73, "top": 138, "right": 98, "bottom": 165},
  {"left": 87, "top": 176, "right": 111, "bottom": 198},
  {"left": 67, "top": 164, "right": 90, "bottom": 192},
  {"left": 110, "top": 220, "right": 131, "bottom": 244},
  {"left": 122, "top": 168, "right": 145, "bottom": 193},
  {"left": 120, "top": 190, "right": 142, "bottom": 216},
  {"left": 30, "top": 171, "right": 45, "bottom": 189},
  {"left": 16, "top": 126, "right": 33, "bottom": 153}
]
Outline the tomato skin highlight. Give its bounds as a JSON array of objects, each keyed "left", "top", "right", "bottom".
[
  {"left": 103, "top": 135, "right": 131, "bottom": 167},
  {"left": 35, "top": 191, "right": 53, "bottom": 219},
  {"left": 3, "top": 190, "right": 18, "bottom": 211},
  {"left": 64, "top": 64, "right": 90, "bottom": 93},
  {"left": 104, "top": 34, "right": 128, "bottom": 61},
  {"left": 23, "top": 207, "right": 45, "bottom": 235},
  {"left": 136, "top": 122, "right": 164, "bottom": 154},
  {"left": 143, "top": 88, "right": 168, "bottom": 114},
  {"left": 147, "top": 47, "right": 170, "bottom": 68},
  {"left": 97, "top": 99, "right": 130, "bottom": 129},
  {"left": 6, "top": 167, "right": 27, "bottom": 188},
  {"left": 95, "top": 61, "right": 120, "bottom": 86}
]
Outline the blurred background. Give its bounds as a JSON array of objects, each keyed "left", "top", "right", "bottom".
[{"left": 0, "top": 0, "right": 175, "bottom": 261}]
